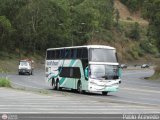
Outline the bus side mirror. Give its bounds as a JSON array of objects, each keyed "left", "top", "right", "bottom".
[{"left": 85, "top": 66, "right": 88, "bottom": 80}]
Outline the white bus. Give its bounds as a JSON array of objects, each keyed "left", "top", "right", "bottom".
[{"left": 45, "top": 45, "right": 121, "bottom": 95}]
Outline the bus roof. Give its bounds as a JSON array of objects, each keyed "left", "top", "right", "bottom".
[{"left": 47, "top": 45, "right": 115, "bottom": 51}]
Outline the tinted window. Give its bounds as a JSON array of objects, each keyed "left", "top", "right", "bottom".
[
  {"left": 51, "top": 50, "right": 55, "bottom": 59},
  {"left": 65, "top": 49, "right": 71, "bottom": 59},
  {"left": 47, "top": 51, "right": 51, "bottom": 59},
  {"left": 59, "top": 67, "right": 81, "bottom": 78},
  {"left": 55, "top": 50, "right": 60, "bottom": 59},
  {"left": 82, "top": 48, "right": 88, "bottom": 59},
  {"left": 61, "top": 49, "right": 65, "bottom": 59},
  {"left": 47, "top": 47, "right": 88, "bottom": 60},
  {"left": 77, "top": 48, "right": 82, "bottom": 58},
  {"left": 71, "top": 49, "right": 77, "bottom": 59}
]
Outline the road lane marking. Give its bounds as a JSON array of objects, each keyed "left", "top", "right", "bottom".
[
  {"left": 1, "top": 111, "right": 159, "bottom": 114},
  {"left": 122, "top": 87, "right": 160, "bottom": 94},
  {"left": 122, "top": 81, "right": 160, "bottom": 89},
  {"left": 119, "top": 89, "right": 151, "bottom": 96},
  {"left": 0, "top": 105, "right": 153, "bottom": 108},
  {"left": 0, "top": 108, "right": 160, "bottom": 111},
  {"left": 82, "top": 95, "right": 160, "bottom": 108}
]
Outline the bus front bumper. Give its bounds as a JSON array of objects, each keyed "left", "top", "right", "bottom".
[{"left": 88, "top": 84, "right": 119, "bottom": 92}]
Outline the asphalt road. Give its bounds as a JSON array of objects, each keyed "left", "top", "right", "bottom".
[{"left": 0, "top": 67, "right": 160, "bottom": 115}]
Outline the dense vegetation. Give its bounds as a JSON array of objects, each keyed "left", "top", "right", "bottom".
[
  {"left": 143, "top": 0, "right": 160, "bottom": 51},
  {"left": 120, "top": 0, "right": 145, "bottom": 12},
  {"left": 0, "top": 0, "right": 160, "bottom": 60},
  {"left": 0, "top": 0, "right": 114, "bottom": 55},
  {"left": 121, "top": 0, "right": 160, "bottom": 52}
]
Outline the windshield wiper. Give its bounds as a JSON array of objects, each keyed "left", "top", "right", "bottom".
[{"left": 101, "top": 75, "right": 108, "bottom": 80}]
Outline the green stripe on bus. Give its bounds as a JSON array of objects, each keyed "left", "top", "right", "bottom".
[
  {"left": 48, "top": 59, "right": 66, "bottom": 81},
  {"left": 69, "top": 59, "right": 75, "bottom": 66},
  {"left": 59, "top": 77, "right": 65, "bottom": 85}
]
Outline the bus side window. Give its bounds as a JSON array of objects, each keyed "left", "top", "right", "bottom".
[
  {"left": 77, "top": 48, "right": 82, "bottom": 59},
  {"left": 71, "top": 49, "right": 77, "bottom": 59},
  {"left": 56, "top": 50, "right": 62, "bottom": 59},
  {"left": 51, "top": 50, "right": 55, "bottom": 59},
  {"left": 82, "top": 48, "right": 88, "bottom": 59},
  {"left": 71, "top": 49, "right": 74, "bottom": 59},
  {"left": 73, "top": 49, "right": 77, "bottom": 59},
  {"left": 61, "top": 49, "right": 65, "bottom": 59},
  {"left": 47, "top": 51, "right": 51, "bottom": 60},
  {"left": 66, "top": 49, "right": 71, "bottom": 59},
  {"left": 59, "top": 67, "right": 81, "bottom": 78}
]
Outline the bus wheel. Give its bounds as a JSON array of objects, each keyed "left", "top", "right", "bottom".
[
  {"left": 102, "top": 91, "right": 108, "bottom": 95},
  {"left": 51, "top": 79, "right": 56, "bottom": 90},
  {"left": 77, "top": 81, "right": 83, "bottom": 94},
  {"left": 56, "top": 80, "right": 62, "bottom": 91}
]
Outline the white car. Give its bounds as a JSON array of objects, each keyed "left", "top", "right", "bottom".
[
  {"left": 120, "top": 64, "right": 127, "bottom": 69},
  {"left": 141, "top": 64, "right": 150, "bottom": 68},
  {"left": 18, "top": 60, "right": 33, "bottom": 75}
]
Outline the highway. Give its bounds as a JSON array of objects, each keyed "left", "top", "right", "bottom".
[{"left": 0, "top": 67, "right": 160, "bottom": 114}]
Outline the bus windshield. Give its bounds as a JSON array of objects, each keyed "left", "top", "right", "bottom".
[
  {"left": 90, "top": 64, "right": 119, "bottom": 80},
  {"left": 89, "top": 48, "right": 117, "bottom": 62}
]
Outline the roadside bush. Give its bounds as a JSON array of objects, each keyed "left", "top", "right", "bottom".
[
  {"left": 149, "top": 65, "right": 160, "bottom": 80},
  {"left": 128, "top": 49, "right": 139, "bottom": 60},
  {"left": 128, "top": 22, "right": 140, "bottom": 40},
  {"left": 140, "top": 39, "right": 158, "bottom": 54},
  {"left": 0, "top": 78, "right": 11, "bottom": 87},
  {"left": 120, "top": 0, "right": 144, "bottom": 13}
]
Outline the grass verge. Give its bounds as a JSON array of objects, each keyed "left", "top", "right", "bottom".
[
  {"left": 148, "top": 65, "right": 160, "bottom": 80},
  {"left": 0, "top": 78, "right": 11, "bottom": 87}
]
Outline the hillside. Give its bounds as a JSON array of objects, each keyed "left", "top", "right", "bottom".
[
  {"left": 114, "top": 0, "right": 148, "bottom": 25},
  {"left": 0, "top": 0, "right": 159, "bottom": 70}
]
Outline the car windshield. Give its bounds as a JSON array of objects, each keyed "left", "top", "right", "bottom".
[
  {"left": 20, "top": 61, "right": 28, "bottom": 66},
  {"left": 90, "top": 64, "right": 119, "bottom": 80}
]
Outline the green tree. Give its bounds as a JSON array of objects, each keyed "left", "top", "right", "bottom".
[
  {"left": 0, "top": 0, "right": 114, "bottom": 54},
  {"left": 121, "top": 0, "right": 145, "bottom": 12},
  {"left": 0, "top": 16, "right": 13, "bottom": 51},
  {"left": 129, "top": 22, "right": 140, "bottom": 40},
  {"left": 143, "top": 0, "right": 160, "bottom": 50}
]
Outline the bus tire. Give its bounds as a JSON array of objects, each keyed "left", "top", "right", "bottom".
[
  {"left": 77, "top": 81, "right": 83, "bottom": 94},
  {"left": 56, "top": 80, "right": 62, "bottom": 91},
  {"left": 102, "top": 91, "right": 108, "bottom": 95},
  {"left": 51, "top": 79, "right": 56, "bottom": 90}
]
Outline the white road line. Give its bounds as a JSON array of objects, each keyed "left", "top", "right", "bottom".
[
  {"left": 0, "top": 108, "right": 159, "bottom": 111},
  {"left": 85, "top": 95, "right": 160, "bottom": 107},
  {"left": 119, "top": 89, "right": 151, "bottom": 96},
  {"left": 122, "top": 81, "right": 160, "bottom": 89},
  {"left": 122, "top": 87, "right": 160, "bottom": 94},
  {"left": 0, "top": 105, "right": 152, "bottom": 109},
  {"left": 1, "top": 111, "right": 159, "bottom": 114}
]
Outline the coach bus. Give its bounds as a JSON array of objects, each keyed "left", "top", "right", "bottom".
[{"left": 45, "top": 45, "right": 121, "bottom": 95}]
